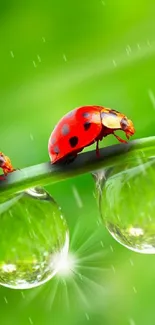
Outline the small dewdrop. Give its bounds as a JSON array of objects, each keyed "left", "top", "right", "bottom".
[
  {"left": 42, "top": 36, "right": 46, "bottom": 43},
  {"left": 137, "top": 43, "right": 141, "bottom": 50}
]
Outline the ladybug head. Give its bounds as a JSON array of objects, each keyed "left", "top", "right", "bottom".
[
  {"left": 120, "top": 118, "right": 135, "bottom": 139},
  {"left": 101, "top": 109, "right": 135, "bottom": 139}
]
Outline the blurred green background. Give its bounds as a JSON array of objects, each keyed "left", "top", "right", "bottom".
[{"left": 1, "top": 1, "right": 155, "bottom": 324}]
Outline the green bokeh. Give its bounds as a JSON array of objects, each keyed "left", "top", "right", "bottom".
[{"left": 1, "top": 1, "right": 155, "bottom": 324}]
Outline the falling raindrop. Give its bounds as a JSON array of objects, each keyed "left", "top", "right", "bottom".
[
  {"left": 33, "top": 61, "right": 37, "bottom": 68},
  {"left": 72, "top": 185, "right": 83, "bottom": 208},
  {"left": 37, "top": 55, "right": 41, "bottom": 63},
  {"left": 93, "top": 152, "right": 155, "bottom": 254},
  {"left": 10, "top": 51, "right": 14, "bottom": 58},
  {"left": 85, "top": 312, "right": 90, "bottom": 321},
  {"left": 0, "top": 187, "right": 69, "bottom": 289},
  {"left": 30, "top": 133, "right": 34, "bottom": 141},
  {"left": 148, "top": 89, "right": 155, "bottom": 109},
  {"left": 29, "top": 317, "right": 33, "bottom": 325},
  {"left": 132, "top": 286, "right": 137, "bottom": 294},
  {"left": 112, "top": 59, "right": 117, "bottom": 67},
  {"left": 63, "top": 54, "right": 67, "bottom": 62},
  {"left": 4, "top": 296, "right": 8, "bottom": 304}
]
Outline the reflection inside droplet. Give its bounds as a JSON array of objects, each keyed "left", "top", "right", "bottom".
[
  {"left": 94, "top": 154, "right": 155, "bottom": 254},
  {"left": 0, "top": 187, "right": 69, "bottom": 289}
]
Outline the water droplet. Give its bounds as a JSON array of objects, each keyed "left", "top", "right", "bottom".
[
  {"left": 94, "top": 154, "right": 155, "bottom": 254},
  {"left": 0, "top": 187, "right": 69, "bottom": 289}
]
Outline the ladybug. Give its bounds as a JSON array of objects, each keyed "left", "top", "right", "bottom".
[
  {"left": 48, "top": 105, "right": 135, "bottom": 164},
  {"left": 0, "top": 152, "right": 16, "bottom": 178}
]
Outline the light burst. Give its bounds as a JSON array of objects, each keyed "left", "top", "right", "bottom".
[{"left": 21, "top": 218, "right": 111, "bottom": 314}]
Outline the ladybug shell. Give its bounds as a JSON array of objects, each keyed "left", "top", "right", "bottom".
[{"left": 48, "top": 106, "right": 103, "bottom": 163}]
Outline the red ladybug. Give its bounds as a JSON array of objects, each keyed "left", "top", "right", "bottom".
[
  {"left": 0, "top": 151, "right": 16, "bottom": 179},
  {"left": 48, "top": 105, "right": 135, "bottom": 164}
]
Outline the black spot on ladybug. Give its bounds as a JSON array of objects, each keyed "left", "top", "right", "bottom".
[
  {"left": 82, "top": 112, "right": 90, "bottom": 118},
  {"left": 84, "top": 122, "right": 91, "bottom": 130},
  {"left": 69, "top": 136, "right": 78, "bottom": 148},
  {"left": 120, "top": 118, "right": 128, "bottom": 130},
  {"left": 61, "top": 124, "right": 70, "bottom": 135},
  {"left": 53, "top": 145, "right": 60, "bottom": 154}
]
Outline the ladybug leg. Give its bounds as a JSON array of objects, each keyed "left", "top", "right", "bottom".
[
  {"left": 96, "top": 141, "right": 100, "bottom": 158},
  {"left": 113, "top": 132, "right": 128, "bottom": 144}
]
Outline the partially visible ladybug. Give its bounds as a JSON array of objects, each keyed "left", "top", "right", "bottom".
[
  {"left": 48, "top": 105, "right": 135, "bottom": 164},
  {"left": 0, "top": 152, "right": 16, "bottom": 178}
]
